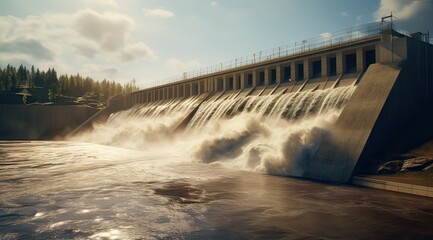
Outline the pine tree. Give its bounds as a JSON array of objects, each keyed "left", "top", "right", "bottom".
[
  {"left": 16, "top": 64, "right": 27, "bottom": 86},
  {"left": 29, "top": 65, "right": 35, "bottom": 88},
  {"left": 34, "top": 69, "right": 43, "bottom": 87}
]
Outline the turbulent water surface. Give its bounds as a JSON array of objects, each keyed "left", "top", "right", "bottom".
[
  {"left": 1, "top": 141, "right": 433, "bottom": 239},
  {"left": 2, "top": 87, "right": 433, "bottom": 239}
]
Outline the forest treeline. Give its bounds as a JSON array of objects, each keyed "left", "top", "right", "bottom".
[{"left": 0, "top": 64, "right": 138, "bottom": 102}]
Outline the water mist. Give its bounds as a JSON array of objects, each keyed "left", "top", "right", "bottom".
[{"left": 72, "top": 86, "right": 355, "bottom": 177}]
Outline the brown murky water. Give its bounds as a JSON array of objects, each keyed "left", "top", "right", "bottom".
[{"left": 1, "top": 141, "right": 432, "bottom": 239}]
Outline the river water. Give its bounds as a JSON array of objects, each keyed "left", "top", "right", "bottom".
[
  {"left": 1, "top": 141, "right": 433, "bottom": 239},
  {"left": 2, "top": 87, "right": 433, "bottom": 239}
]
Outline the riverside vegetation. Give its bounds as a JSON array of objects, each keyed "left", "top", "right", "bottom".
[{"left": 0, "top": 64, "right": 138, "bottom": 107}]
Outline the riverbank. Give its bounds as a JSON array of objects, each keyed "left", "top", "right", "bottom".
[{"left": 0, "top": 104, "right": 98, "bottom": 140}]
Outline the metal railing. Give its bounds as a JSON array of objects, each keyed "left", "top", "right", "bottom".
[{"left": 142, "top": 21, "right": 392, "bottom": 89}]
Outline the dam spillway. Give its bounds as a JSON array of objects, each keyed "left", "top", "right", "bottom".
[
  {"left": 79, "top": 21, "right": 433, "bottom": 183},
  {"left": 83, "top": 85, "right": 355, "bottom": 178}
]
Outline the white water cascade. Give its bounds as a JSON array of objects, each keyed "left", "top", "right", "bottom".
[
  {"left": 108, "top": 95, "right": 201, "bottom": 125},
  {"left": 187, "top": 85, "right": 356, "bottom": 132},
  {"left": 77, "top": 85, "right": 356, "bottom": 176}
]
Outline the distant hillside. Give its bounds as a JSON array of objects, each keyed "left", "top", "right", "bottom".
[{"left": 0, "top": 64, "right": 138, "bottom": 106}]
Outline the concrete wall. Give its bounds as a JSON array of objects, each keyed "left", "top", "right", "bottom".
[
  {"left": 303, "top": 63, "right": 401, "bottom": 182},
  {"left": 355, "top": 37, "right": 433, "bottom": 172},
  {"left": 0, "top": 105, "right": 98, "bottom": 140},
  {"left": 304, "top": 37, "right": 433, "bottom": 183}
]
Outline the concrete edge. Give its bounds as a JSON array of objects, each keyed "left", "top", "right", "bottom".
[{"left": 352, "top": 176, "right": 433, "bottom": 198}]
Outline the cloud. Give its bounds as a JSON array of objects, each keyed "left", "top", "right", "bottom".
[
  {"left": 143, "top": 8, "right": 175, "bottom": 18},
  {"left": 81, "top": 64, "right": 120, "bottom": 80},
  {"left": 119, "top": 42, "right": 156, "bottom": 62},
  {"left": 211, "top": 1, "right": 218, "bottom": 6},
  {"left": 320, "top": 32, "right": 332, "bottom": 41},
  {"left": 341, "top": 11, "right": 349, "bottom": 17},
  {"left": 165, "top": 58, "right": 201, "bottom": 72},
  {"left": 82, "top": 0, "right": 118, "bottom": 8},
  {"left": 356, "top": 15, "right": 363, "bottom": 21},
  {"left": 0, "top": 39, "right": 54, "bottom": 60},
  {"left": 374, "top": 0, "right": 433, "bottom": 33},
  {"left": 74, "top": 9, "right": 133, "bottom": 51},
  {"left": 73, "top": 9, "right": 155, "bottom": 62},
  {"left": 375, "top": 0, "right": 423, "bottom": 20},
  {"left": 0, "top": 9, "right": 156, "bottom": 68}
]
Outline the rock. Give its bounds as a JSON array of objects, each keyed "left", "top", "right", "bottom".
[
  {"left": 377, "top": 160, "right": 404, "bottom": 174},
  {"left": 377, "top": 157, "right": 433, "bottom": 174},
  {"left": 401, "top": 157, "right": 433, "bottom": 171}
]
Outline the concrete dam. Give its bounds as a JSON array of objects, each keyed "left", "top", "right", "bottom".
[{"left": 75, "top": 22, "right": 433, "bottom": 183}]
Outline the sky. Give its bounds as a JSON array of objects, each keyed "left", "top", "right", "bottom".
[{"left": 0, "top": 0, "right": 432, "bottom": 88}]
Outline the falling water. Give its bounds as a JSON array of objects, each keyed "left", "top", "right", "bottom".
[
  {"left": 75, "top": 85, "right": 356, "bottom": 176},
  {"left": 108, "top": 95, "right": 201, "bottom": 125},
  {"left": 187, "top": 85, "right": 356, "bottom": 131}
]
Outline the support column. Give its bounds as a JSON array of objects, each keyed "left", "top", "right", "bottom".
[
  {"left": 204, "top": 79, "right": 208, "bottom": 92},
  {"left": 214, "top": 78, "right": 218, "bottom": 91},
  {"left": 252, "top": 71, "right": 258, "bottom": 87},
  {"left": 336, "top": 51, "right": 344, "bottom": 75},
  {"left": 291, "top": 62, "right": 297, "bottom": 81},
  {"left": 303, "top": 59, "right": 310, "bottom": 80},
  {"left": 264, "top": 68, "right": 270, "bottom": 85},
  {"left": 198, "top": 81, "right": 202, "bottom": 94},
  {"left": 183, "top": 84, "right": 187, "bottom": 97},
  {"left": 233, "top": 74, "right": 238, "bottom": 90},
  {"left": 321, "top": 55, "right": 328, "bottom": 77},
  {"left": 276, "top": 65, "right": 283, "bottom": 83},
  {"left": 190, "top": 83, "right": 193, "bottom": 96},
  {"left": 223, "top": 76, "right": 228, "bottom": 91},
  {"left": 181, "top": 85, "right": 185, "bottom": 97},
  {"left": 240, "top": 73, "right": 246, "bottom": 89},
  {"left": 356, "top": 48, "right": 365, "bottom": 72}
]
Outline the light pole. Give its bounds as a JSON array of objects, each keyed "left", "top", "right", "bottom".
[{"left": 381, "top": 13, "right": 394, "bottom": 63}]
